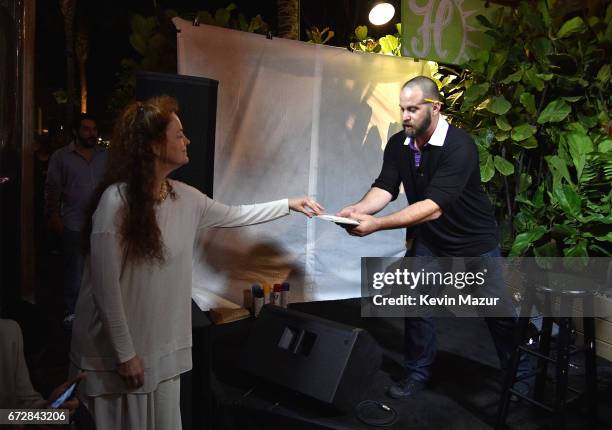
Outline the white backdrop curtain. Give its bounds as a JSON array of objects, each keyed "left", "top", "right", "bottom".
[{"left": 173, "top": 18, "right": 433, "bottom": 307}]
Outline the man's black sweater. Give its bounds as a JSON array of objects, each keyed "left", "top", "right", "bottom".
[{"left": 372, "top": 124, "right": 499, "bottom": 256}]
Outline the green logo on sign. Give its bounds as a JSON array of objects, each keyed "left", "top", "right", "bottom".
[{"left": 401, "top": 0, "right": 500, "bottom": 65}]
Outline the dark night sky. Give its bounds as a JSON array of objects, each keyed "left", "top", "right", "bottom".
[{"left": 35, "top": 0, "right": 399, "bottom": 135}]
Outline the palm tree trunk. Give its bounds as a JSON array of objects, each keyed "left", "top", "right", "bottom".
[
  {"left": 277, "top": 0, "right": 299, "bottom": 39},
  {"left": 75, "top": 29, "right": 88, "bottom": 113},
  {"left": 60, "top": 0, "right": 76, "bottom": 128}
]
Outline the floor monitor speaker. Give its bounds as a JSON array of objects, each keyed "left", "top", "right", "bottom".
[{"left": 240, "top": 305, "right": 382, "bottom": 411}]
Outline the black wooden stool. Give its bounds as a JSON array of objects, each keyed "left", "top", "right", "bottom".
[{"left": 495, "top": 280, "right": 598, "bottom": 429}]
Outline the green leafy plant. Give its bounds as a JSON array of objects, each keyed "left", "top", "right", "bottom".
[
  {"left": 435, "top": 0, "right": 611, "bottom": 259},
  {"left": 350, "top": 24, "right": 401, "bottom": 56},
  {"left": 108, "top": 9, "right": 181, "bottom": 115},
  {"left": 194, "top": 3, "right": 268, "bottom": 34},
  {"left": 109, "top": 4, "right": 269, "bottom": 114},
  {"left": 306, "top": 26, "right": 334, "bottom": 44}
]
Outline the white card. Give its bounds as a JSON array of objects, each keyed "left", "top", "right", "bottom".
[{"left": 315, "top": 214, "right": 360, "bottom": 225}]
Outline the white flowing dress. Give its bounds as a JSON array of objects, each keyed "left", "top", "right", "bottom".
[{"left": 69, "top": 180, "right": 289, "bottom": 428}]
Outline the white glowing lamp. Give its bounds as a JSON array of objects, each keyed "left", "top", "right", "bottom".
[{"left": 368, "top": 3, "right": 395, "bottom": 26}]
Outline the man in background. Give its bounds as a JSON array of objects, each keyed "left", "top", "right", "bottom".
[{"left": 45, "top": 113, "right": 107, "bottom": 327}]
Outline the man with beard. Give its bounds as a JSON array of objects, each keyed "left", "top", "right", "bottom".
[
  {"left": 45, "top": 114, "right": 107, "bottom": 326},
  {"left": 338, "top": 76, "right": 530, "bottom": 399}
]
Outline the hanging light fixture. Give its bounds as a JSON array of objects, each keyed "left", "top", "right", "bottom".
[{"left": 368, "top": 2, "right": 395, "bottom": 26}]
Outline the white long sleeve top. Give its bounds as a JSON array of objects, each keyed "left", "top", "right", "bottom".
[{"left": 69, "top": 180, "right": 289, "bottom": 396}]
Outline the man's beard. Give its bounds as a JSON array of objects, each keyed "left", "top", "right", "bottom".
[
  {"left": 78, "top": 136, "right": 97, "bottom": 148},
  {"left": 404, "top": 111, "right": 432, "bottom": 138}
]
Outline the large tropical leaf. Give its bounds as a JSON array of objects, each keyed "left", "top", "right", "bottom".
[
  {"left": 355, "top": 25, "right": 368, "bottom": 40},
  {"left": 496, "top": 116, "right": 512, "bottom": 131},
  {"left": 545, "top": 155, "right": 573, "bottom": 185},
  {"left": 534, "top": 240, "right": 558, "bottom": 268},
  {"left": 510, "top": 226, "right": 547, "bottom": 256},
  {"left": 463, "top": 83, "right": 490, "bottom": 104},
  {"left": 379, "top": 35, "right": 399, "bottom": 54},
  {"left": 511, "top": 124, "right": 536, "bottom": 141},
  {"left": 485, "top": 96, "right": 512, "bottom": 115},
  {"left": 501, "top": 68, "right": 523, "bottom": 84},
  {"left": 537, "top": 99, "right": 571, "bottom": 124},
  {"left": 565, "top": 132, "right": 594, "bottom": 180},
  {"left": 557, "top": 16, "right": 587, "bottom": 38},
  {"left": 519, "top": 93, "right": 536, "bottom": 114},
  {"left": 563, "top": 240, "right": 589, "bottom": 270},
  {"left": 494, "top": 155, "right": 515, "bottom": 175},
  {"left": 553, "top": 185, "right": 582, "bottom": 217},
  {"left": 480, "top": 154, "right": 495, "bottom": 182},
  {"left": 524, "top": 67, "right": 545, "bottom": 91}
]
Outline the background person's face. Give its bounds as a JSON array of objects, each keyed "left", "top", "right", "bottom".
[
  {"left": 400, "top": 87, "right": 433, "bottom": 138},
  {"left": 76, "top": 119, "right": 98, "bottom": 147}
]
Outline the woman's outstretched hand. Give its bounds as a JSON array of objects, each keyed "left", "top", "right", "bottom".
[{"left": 288, "top": 197, "right": 324, "bottom": 218}]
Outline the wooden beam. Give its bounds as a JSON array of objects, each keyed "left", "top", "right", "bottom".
[{"left": 20, "top": 0, "right": 35, "bottom": 300}]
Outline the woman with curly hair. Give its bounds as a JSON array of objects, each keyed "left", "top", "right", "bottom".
[{"left": 69, "top": 96, "right": 323, "bottom": 428}]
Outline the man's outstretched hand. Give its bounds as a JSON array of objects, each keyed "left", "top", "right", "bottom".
[
  {"left": 335, "top": 206, "right": 358, "bottom": 218},
  {"left": 342, "top": 213, "right": 381, "bottom": 237}
]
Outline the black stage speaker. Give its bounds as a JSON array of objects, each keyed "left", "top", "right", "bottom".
[
  {"left": 135, "top": 72, "right": 217, "bottom": 197},
  {"left": 240, "top": 305, "right": 382, "bottom": 411}
]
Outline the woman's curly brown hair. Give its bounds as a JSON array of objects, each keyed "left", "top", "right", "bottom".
[{"left": 84, "top": 95, "right": 179, "bottom": 264}]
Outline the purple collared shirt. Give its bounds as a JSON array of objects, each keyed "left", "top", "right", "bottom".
[
  {"left": 44, "top": 142, "right": 108, "bottom": 231},
  {"left": 404, "top": 117, "right": 449, "bottom": 168},
  {"left": 407, "top": 139, "right": 427, "bottom": 168}
]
